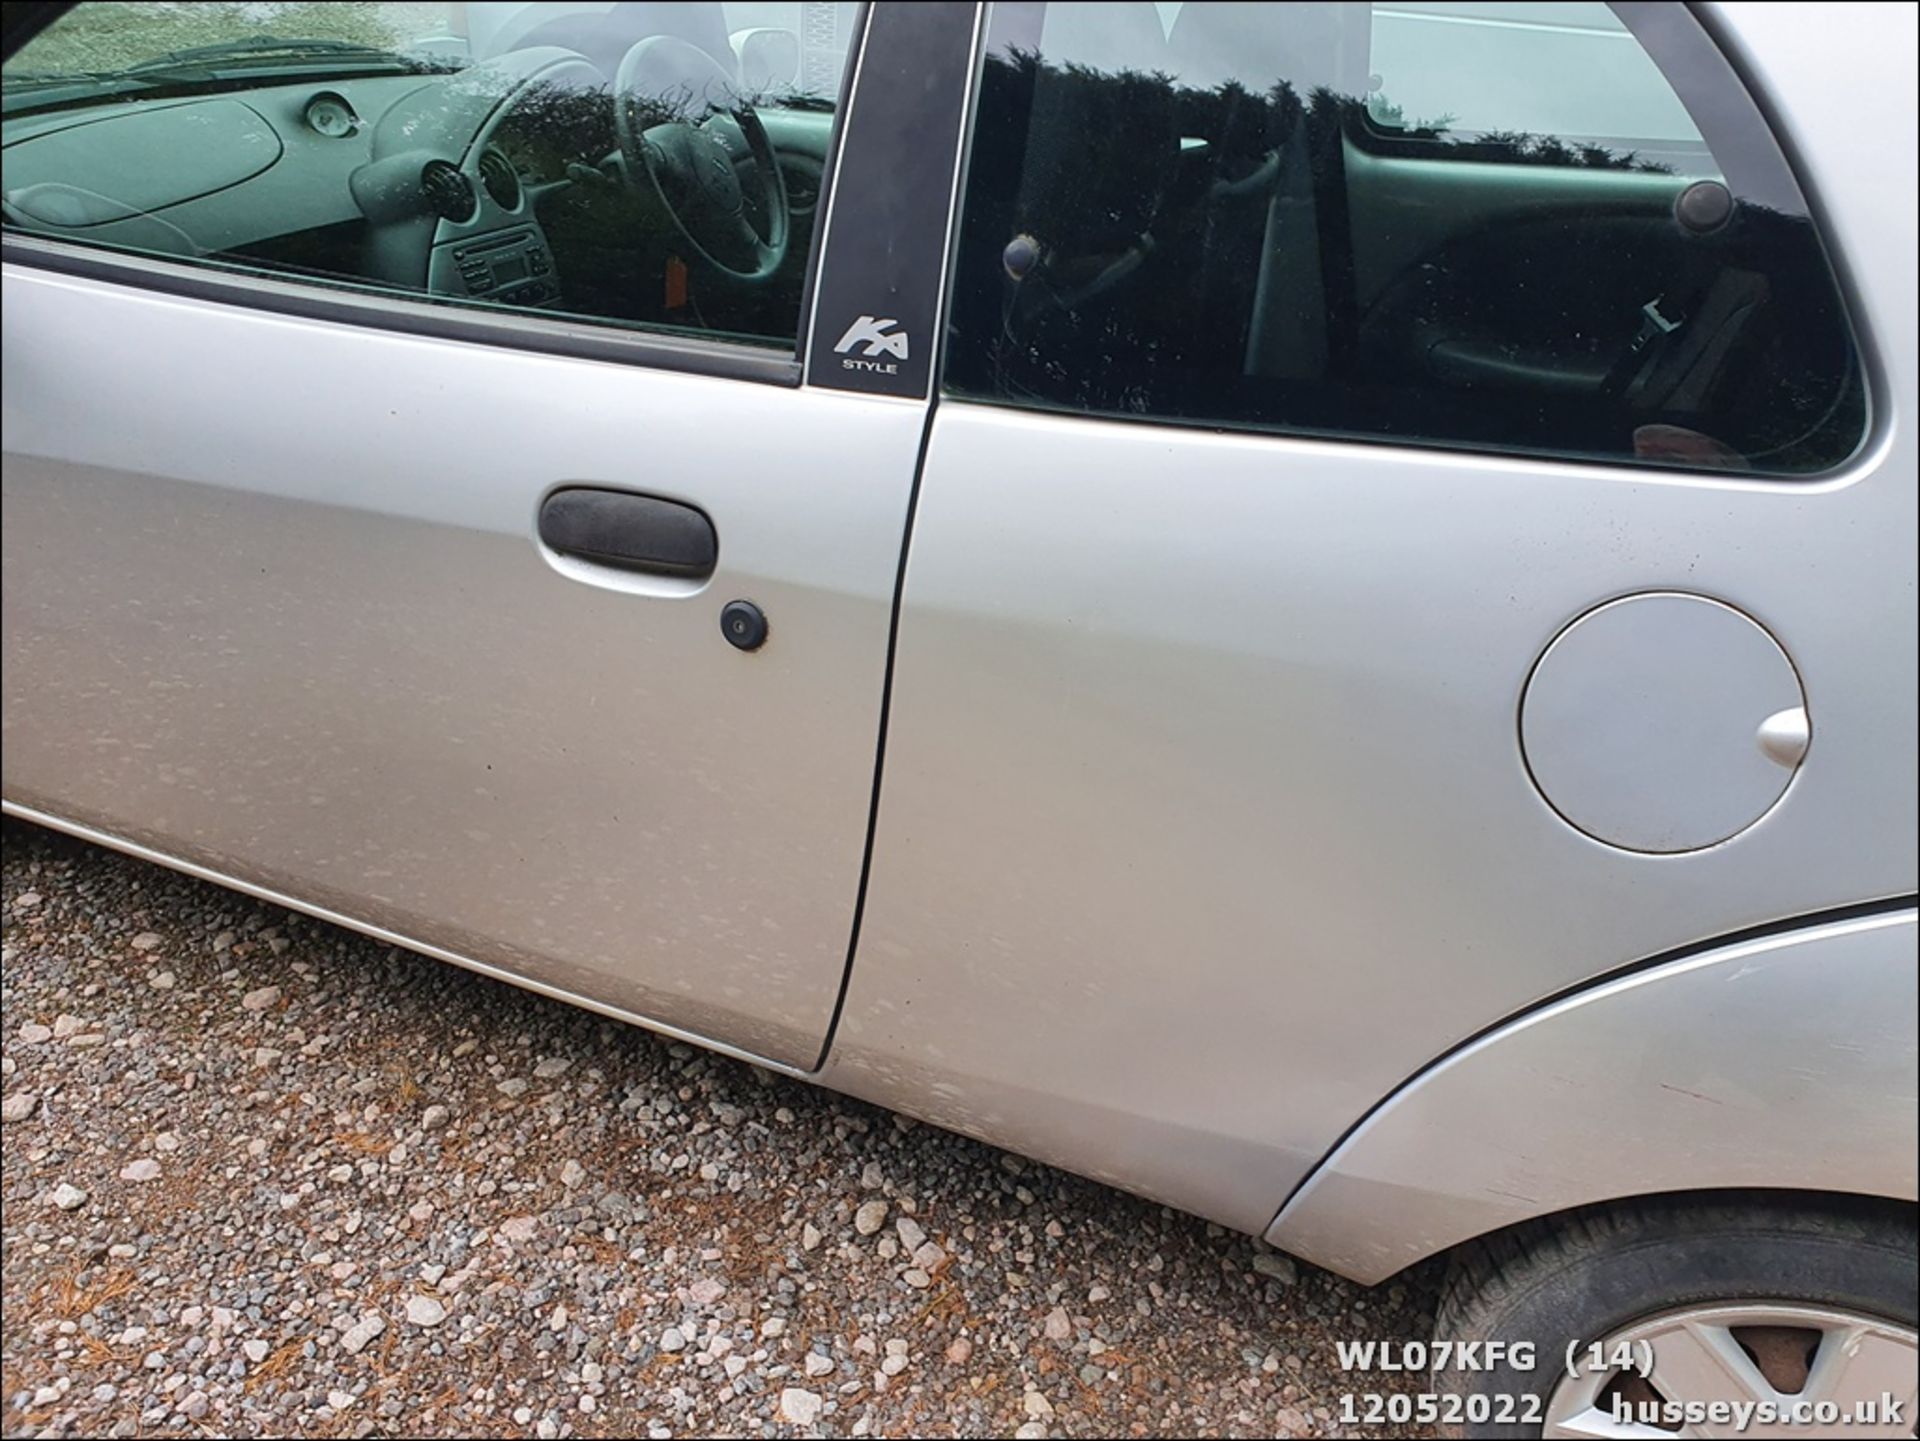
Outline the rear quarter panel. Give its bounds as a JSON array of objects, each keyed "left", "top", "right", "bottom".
[
  {"left": 1268, "top": 910, "right": 1920, "bottom": 1283},
  {"left": 816, "top": 1, "right": 1918, "bottom": 1241}
]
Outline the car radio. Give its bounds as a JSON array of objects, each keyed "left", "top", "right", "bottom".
[{"left": 448, "top": 229, "right": 555, "bottom": 306}]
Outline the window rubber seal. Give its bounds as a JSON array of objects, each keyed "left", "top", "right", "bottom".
[{"left": 1, "top": 233, "right": 803, "bottom": 386}]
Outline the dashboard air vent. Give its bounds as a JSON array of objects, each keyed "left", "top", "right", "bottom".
[
  {"left": 420, "top": 160, "right": 476, "bottom": 223},
  {"left": 479, "top": 148, "right": 521, "bottom": 211}
]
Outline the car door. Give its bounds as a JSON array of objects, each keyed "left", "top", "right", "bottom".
[
  {"left": 819, "top": 0, "right": 1917, "bottom": 1232},
  {"left": 0, "top": 0, "right": 979, "bottom": 1071}
]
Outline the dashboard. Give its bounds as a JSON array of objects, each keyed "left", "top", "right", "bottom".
[
  {"left": 3, "top": 49, "right": 612, "bottom": 312},
  {"left": 2, "top": 44, "right": 839, "bottom": 339}
]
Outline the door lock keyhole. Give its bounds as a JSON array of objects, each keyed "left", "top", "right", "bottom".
[{"left": 720, "top": 599, "right": 768, "bottom": 651}]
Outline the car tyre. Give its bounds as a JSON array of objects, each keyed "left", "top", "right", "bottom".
[{"left": 1432, "top": 1194, "right": 1918, "bottom": 1438}]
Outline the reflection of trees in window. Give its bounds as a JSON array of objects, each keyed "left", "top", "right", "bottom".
[
  {"left": 1366, "top": 88, "right": 1675, "bottom": 173},
  {"left": 990, "top": 43, "right": 1672, "bottom": 241},
  {"left": 14, "top": 0, "right": 439, "bottom": 76},
  {"left": 1386, "top": 124, "right": 1674, "bottom": 173},
  {"left": 977, "top": 42, "right": 1684, "bottom": 309},
  {"left": 499, "top": 77, "right": 617, "bottom": 181},
  {"left": 1363, "top": 94, "right": 1453, "bottom": 135},
  {"left": 953, "top": 43, "right": 1864, "bottom": 476}
]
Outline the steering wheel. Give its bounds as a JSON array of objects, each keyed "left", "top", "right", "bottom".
[{"left": 612, "top": 36, "right": 789, "bottom": 285}]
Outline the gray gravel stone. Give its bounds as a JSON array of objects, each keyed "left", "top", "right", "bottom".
[
  {"left": 1, "top": 819, "right": 1437, "bottom": 1439},
  {"left": 779, "top": 1387, "right": 822, "bottom": 1425},
  {"left": 1252, "top": 1253, "right": 1300, "bottom": 1285},
  {"left": 338, "top": 1314, "right": 385, "bottom": 1356},
  {"left": 47, "top": 1182, "right": 88, "bottom": 1210}
]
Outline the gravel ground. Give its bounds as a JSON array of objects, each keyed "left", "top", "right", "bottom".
[{"left": 2, "top": 817, "right": 1437, "bottom": 1438}]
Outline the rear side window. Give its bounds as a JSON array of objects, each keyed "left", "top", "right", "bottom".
[
  {"left": 1, "top": 1, "right": 862, "bottom": 350},
  {"left": 944, "top": 1, "right": 1866, "bottom": 476},
  {"left": 1366, "top": 3, "right": 1707, "bottom": 166}
]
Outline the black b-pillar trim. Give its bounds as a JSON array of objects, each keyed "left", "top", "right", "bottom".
[{"left": 804, "top": 1, "right": 981, "bottom": 398}]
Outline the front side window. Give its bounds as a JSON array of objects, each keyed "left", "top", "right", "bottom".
[
  {"left": 1, "top": 1, "right": 863, "bottom": 348},
  {"left": 945, "top": 1, "right": 1865, "bottom": 476}
]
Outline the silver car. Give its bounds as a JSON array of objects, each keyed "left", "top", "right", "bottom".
[{"left": 3, "top": 1, "right": 1914, "bottom": 1433}]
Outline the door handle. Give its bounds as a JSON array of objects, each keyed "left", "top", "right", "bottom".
[{"left": 538, "top": 488, "right": 717, "bottom": 578}]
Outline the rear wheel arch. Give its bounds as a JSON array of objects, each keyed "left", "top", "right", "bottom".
[{"left": 1265, "top": 908, "right": 1918, "bottom": 1284}]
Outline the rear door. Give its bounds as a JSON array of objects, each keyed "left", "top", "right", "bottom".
[
  {"left": 823, "top": 0, "right": 1916, "bottom": 1231},
  {"left": 0, "top": 0, "right": 979, "bottom": 1070}
]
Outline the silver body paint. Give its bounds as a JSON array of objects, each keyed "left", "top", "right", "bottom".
[{"left": 3, "top": 0, "right": 1913, "bottom": 1279}]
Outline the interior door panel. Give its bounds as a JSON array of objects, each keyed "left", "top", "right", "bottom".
[
  {"left": 1345, "top": 140, "right": 1689, "bottom": 310},
  {"left": 1347, "top": 142, "right": 1693, "bottom": 395}
]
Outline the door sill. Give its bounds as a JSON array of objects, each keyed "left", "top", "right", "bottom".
[{"left": 0, "top": 798, "right": 814, "bottom": 1079}]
